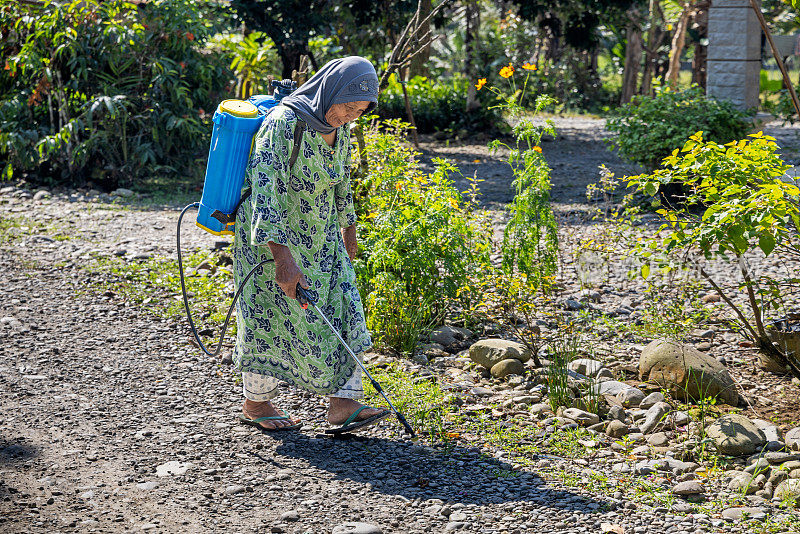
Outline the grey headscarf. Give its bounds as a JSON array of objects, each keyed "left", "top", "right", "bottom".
[{"left": 281, "top": 56, "right": 379, "bottom": 134}]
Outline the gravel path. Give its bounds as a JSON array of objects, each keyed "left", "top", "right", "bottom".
[{"left": 2, "top": 116, "right": 799, "bottom": 533}]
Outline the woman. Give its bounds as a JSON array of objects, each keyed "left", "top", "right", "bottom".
[{"left": 233, "top": 56, "right": 389, "bottom": 433}]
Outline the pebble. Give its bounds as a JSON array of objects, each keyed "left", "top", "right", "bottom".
[{"left": 331, "top": 522, "right": 383, "bottom": 534}]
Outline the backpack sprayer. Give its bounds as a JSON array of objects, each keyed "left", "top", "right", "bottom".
[{"left": 176, "top": 80, "right": 415, "bottom": 436}]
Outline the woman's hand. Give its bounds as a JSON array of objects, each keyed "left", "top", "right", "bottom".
[
  {"left": 342, "top": 224, "right": 357, "bottom": 261},
  {"left": 268, "top": 242, "right": 308, "bottom": 300}
]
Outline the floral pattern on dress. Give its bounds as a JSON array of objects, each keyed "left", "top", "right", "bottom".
[{"left": 232, "top": 105, "right": 370, "bottom": 395}]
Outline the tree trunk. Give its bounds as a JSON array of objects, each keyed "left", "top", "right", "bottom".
[
  {"left": 409, "top": 0, "right": 433, "bottom": 77},
  {"left": 640, "top": 0, "right": 663, "bottom": 97},
  {"left": 279, "top": 41, "right": 306, "bottom": 80},
  {"left": 464, "top": 0, "right": 480, "bottom": 112},
  {"left": 665, "top": 2, "right": 692, "bottom": 86},
  {"left": 691, "top": 0, "right": 709, "bottom": 88},
  {"left": 621, "top": 8, "right": 643, "bottom": 104}
]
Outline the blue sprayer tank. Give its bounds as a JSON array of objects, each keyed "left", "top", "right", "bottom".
[{"left": 195, "top": 80, "right": 297, "bottom": 236}]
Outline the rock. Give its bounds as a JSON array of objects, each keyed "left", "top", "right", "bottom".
[
  {"left": 569, "top": 358, "right": 605, "bottom": 377},
  {"left": 728, "top": 472, "right": 758, "bottom": 494},
  {"left": 135, "top": 481, "right": 159, "bottom": 491},
  {"left": 155, "top": 461, "right": 193, "bottom": 477},
  {"left": 647, "top": 432, "right": 669, "bottom": 447},
  {"left": 785, "top": 427, "right": 800, "bottom": 451},
  {"left": 639, "top": 402, "right": 669, "bottom": 434},
  {"left": 752, "top": 419, "right": 782, "bottom": 442},
  {"left": 636, "top": 458, "right": 697, "bottom": 475},
  {"left": 470, "top": 386, "right": 492, "bottom": 397},
  {"left": 562, "top": 408, "right": 600, "bottom": 426},
  {"left": 490, "top": 358, "right": 525, "bottom": 378},
  {"left": 721, "top": 507, "right": 766, "bottom": 521},
  {"left": 639, "top": 392, "right": 665, "bottom": 409},
  {"left": 617, "top": 387, "right": 645, "bottom": 408},
  {"left": 706, "top": 414, "right": 767, "bottom": 456},
  {"left": 111, "top": 187, "right": 135, "bottom": 198},
  {"left": 672, "top": 480, "right": 704, "bottom": 495},
  {"left": 766, "top": 452, "right": 800, "bottom": 465},
  {"left": 224, "top": 485, "right": 247, "bottom": 495},
  {"left": 591, "top": 380, "right": 632, "bottom": 397},
  {"left": 639, "top": 339, "right": 739, "bottom": 405},
  {"left": 33, "top": 190, "right": 50, "bottom": 200},
  {"left": 671, "top": 411, "right": 690, "bottom": 426},
  {"left": 701, "top": 293, "right": 721, "bottom": 303},
  {"left": 774, "top": 479, "right": 800, "bottom": 505},
  {"left": 608, "top": 405, "right": 627, "bottom": 422},
  {"left": 606, "top": 420, "right": 630, "bottom": 438},
  {"left": 469, "top": 339, "right": 531, "bottom": 369},
  {"left": 280, "top": 511, "right": 299, "bottom": 521},
  {"left": 430, "top": 326, "right": 472, "bottom": 347},
  {"left": 332, "top": 522, "right": 383, "bottom": 534}
]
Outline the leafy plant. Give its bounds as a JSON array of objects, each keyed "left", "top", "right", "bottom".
[
  {"left": 378, "top": 74, "right": 502, "bottom": 134},
  {"left": 208, "top": 30, "right": 280, "bottom": 99},
  {"left": 607, "top": 85, "right": 752, "bottom": 170},
  {"left": 354, "top": 118, "right": 493, "bottom": 356},
  {"left": 0, "top": 0, "right": 231, "bottom": 187},
  {"left": 482, "top": 66, "right": 559, "bottom": 290},
  {"left": 546, "top": 331, "right": 579, "bottom": 411},
  {"left": 629, "top": 131, "right": 800, "bottom": 378}
]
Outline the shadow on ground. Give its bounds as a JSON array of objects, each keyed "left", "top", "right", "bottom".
[
  {"left": 251, "top": 431, "right": 604, "bottom": 511},
  {"left": 0, "top": 438, "right": 39, "bottom": 465}
]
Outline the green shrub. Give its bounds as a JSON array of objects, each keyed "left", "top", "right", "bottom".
[
  {"left": 607, "top": 85, "right": 752, "bottom": 170},
  {"left": 377, "top": 75, "right": 502, "bottom": 134},
  {"left": 629, "top": 131, "right": 800, "bottom": 377},
  {"left": 354, "top": 119, "right": 492, "bottom": 355},
  {"left": 0, "top": 0, "right": 232, "bottom": 187}
]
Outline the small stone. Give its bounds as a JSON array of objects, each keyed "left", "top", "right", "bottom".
[
  {"left": 79, "top": 490, "right": 94, "bottom": 500},
  {"left": 617, "top": 387, "right": 646, "bottom": 408},
  {"left": 568, "top": 358, "right": 605, "bottom": 377},
  {"left": 136, "top": 481, "right": 158, "bottom": 491},
  {"left": 640, "top": 402, "right": 669, "bottom": 434},
  {"left": 774, "top": 479, "right": 800, "bottom": 506},
  {"left": 331, "top": 522, "right": 383, "bottom": 534},
  {"left": 33, "top": 190, "right": 50, "bottom": 200},
  {"left": 562, "top": 408, "right": 600, "bottom": 426},
  {"left": 606, "top": 420, "right": 630, "bottom": 438},
  {"left": 647, "top": 432, "right": 670, "bottom": 447},
  {"left": 639, "top": 392, "right": 665, "bottom": 409},
  {"left": 155, "top": 461, "right": 193, "bottom": 477},
  {"left": 785, "top": 427, "right": 800, "bottom": 451},
  {"left": 720, "top": 507, "right": 766, "bottom": 521},
  {"left": 469, "top": 339, "right": 531, "bottom": 369},
  {"left": 280, "top": 511, "right": 299, "bottom": 521},
  {"left": 111, "top": 187, "right": 135, "bottom": 198},
  {"left": 608, "top": 405, "right": 627, "bottom": 422},
  {"left": 706, "top": 414, "right": 767, "bottom": 456},
  {"left": 224, "top": 485, "right": 247, "bottom": 495},
  {"left": 672, "top": 480, "right": 704, "bottom": 496},
  {"left": 490, "top": 358, "right": 525, "bottom": 378}
]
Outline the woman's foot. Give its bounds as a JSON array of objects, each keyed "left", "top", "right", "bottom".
[
  {"left": 241, "top": 399, "right": 298, "bottom": 430},
  {"left": 327, "top": 397, "right": 386, "bottom": 426}
]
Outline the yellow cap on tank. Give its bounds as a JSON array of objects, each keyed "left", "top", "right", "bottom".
[{"left": 219, "top": 99, "right": 258, "bottom": 118}]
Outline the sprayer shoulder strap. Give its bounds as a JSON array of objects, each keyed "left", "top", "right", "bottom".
[{"left": 234, "top": 118, "right": 307, "bottom": 217}]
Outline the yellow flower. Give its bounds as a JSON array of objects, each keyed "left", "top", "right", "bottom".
[
  {"left": 475, "top": 78, "right": 487, "bottom": 90},
  {"left": 522, "top": 63, "right": 537, "bottom": 71},
  {"left": 667, "top": 23, "right": 673, "bottom": 31},
  {"left": 448, "top": 198, "right": 459, "bottom": 209},
  {"left": 395, "top": 182, "right": 402, "bottom": 191},
  {"left": 533, "top": 146, "right": 542, "bottom": 153},
  {"left": 499, "top": 63, "right": 514, "bottom": 78}
]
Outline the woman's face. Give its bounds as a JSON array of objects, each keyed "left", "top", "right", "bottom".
[{"left": 325, "top": 101, "right": 371, "bottom": 128}]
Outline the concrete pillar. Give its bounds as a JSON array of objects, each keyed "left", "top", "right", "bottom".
[{"left": 706, "top": 0, "right": 761, "bottom": 109}]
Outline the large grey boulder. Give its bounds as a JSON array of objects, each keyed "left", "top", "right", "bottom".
[
  {"left": 568, "top": 358, "right": 605, "bottom": 377},
  {"left": 639, "top": 339, "right": 739, "bottom": 405},
  {"left": 706, "top": 414, "right": 767, "bottom": 456},
  {"left": 469, "top": 339, "right": 531, "bottom": 369}
]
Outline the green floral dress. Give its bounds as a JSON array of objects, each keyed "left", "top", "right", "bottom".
[{"left": 232, "top": 105, "right": 371, "bottom": 395}]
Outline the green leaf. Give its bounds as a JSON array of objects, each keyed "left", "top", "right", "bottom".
[
  {"left": 758, "top": 233, "right": 776, "bottom": 256},
  {"left": 641, "top": 263, "right": 651, "bottom": 279}
]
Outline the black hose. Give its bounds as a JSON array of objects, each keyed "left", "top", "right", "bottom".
[{"left": 177, "top": 203, "right": 273, "bottom": 358}]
